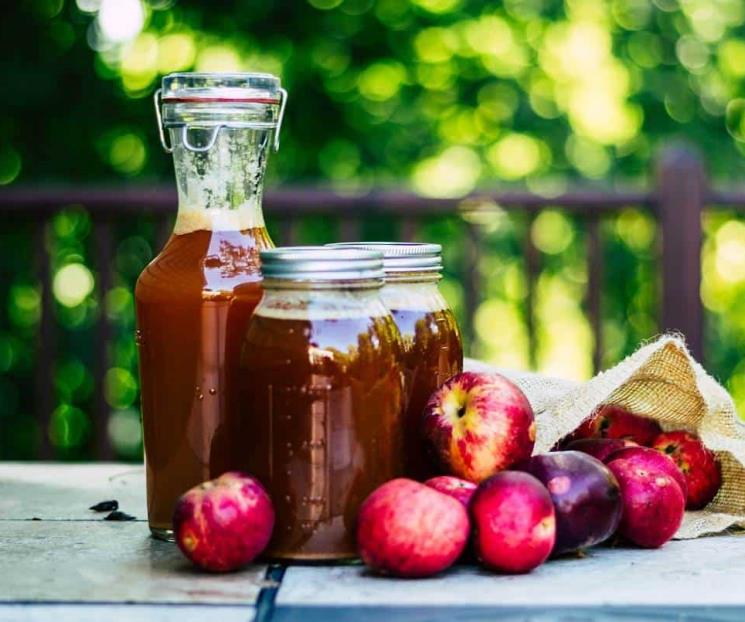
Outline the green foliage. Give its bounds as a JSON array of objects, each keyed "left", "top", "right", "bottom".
[{"left": 3, "top": 0, "right": 745, "bottom": 459}]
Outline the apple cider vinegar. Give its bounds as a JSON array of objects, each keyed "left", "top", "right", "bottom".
[
  {"left": 233, "top": 248, "right": 405, "bottom": 560},
  {"left": 329, "top": 243, "right": 464, "bottom": 480},
  {"left": 136, "top": 73, "right": 286, "bottom": 540}
]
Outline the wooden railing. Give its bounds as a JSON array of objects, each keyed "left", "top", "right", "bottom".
[{"left": 2, "top": 145, "right": 741, "bottom": 459}]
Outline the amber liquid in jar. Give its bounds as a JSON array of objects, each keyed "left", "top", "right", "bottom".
[
  {"left": 384, "top": 282, "right": 463, "bottom": 480},
  {"left": 136, "top": 224, "right": 273, "bottom": 537},
  {"left": 235, "top": 291, "right": 405, "bottom": 559}
]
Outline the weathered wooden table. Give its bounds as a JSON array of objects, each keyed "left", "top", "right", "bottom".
[{"left": 1, "top": 463, "right": 744, "bottom": 622}]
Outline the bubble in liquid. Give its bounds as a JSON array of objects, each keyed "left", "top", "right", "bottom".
[
  {"left": 208, "top": 388, "right": 217, "bottom": 395},
  {"left": 135, "top": 329, "right": 144, "bottom": 346},
  {"left": 284, "top": 495, "right": 291, "bottom": 503}
]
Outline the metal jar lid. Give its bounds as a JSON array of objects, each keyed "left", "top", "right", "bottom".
[
  {"left": 326, "top": 242, "right": 442, "bottom": 274},
  {"left": 260, "top": 247, "right": 385, "bottom": 283},
  {"left": 154, "top": 72, "right": 288, "bottom": 153}
]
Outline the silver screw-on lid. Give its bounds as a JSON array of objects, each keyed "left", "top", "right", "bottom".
[
  {"left": 260, "top": 247, "right": 385, "bottom": 282},
  {"left": 326, "top": 242, "right": 442, "bottom": 274}
]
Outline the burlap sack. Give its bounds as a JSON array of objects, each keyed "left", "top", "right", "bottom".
[{"left": 466, "top": 334, "right": 745, "bottom": 538}]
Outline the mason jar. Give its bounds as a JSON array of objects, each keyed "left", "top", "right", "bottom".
[
  {"left": 329, "top": 242, "right": 463, "bottom": 479},
  {"left": 235, "top": 247, "right": 405, "bottom": 560}
]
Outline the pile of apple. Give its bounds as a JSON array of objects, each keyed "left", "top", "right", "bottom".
[
  {"left": 357, "top": 372, "right": 722, "bottom": 578},
  {"left": 169, "top": 371, "right": 722, "bottom": 575}
]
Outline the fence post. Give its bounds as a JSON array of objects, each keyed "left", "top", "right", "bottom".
[{"left": 655, "top": 145, "right": 705, "bottom": 362}]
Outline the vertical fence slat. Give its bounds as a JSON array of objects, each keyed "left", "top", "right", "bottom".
[
  {"left": 93, "top": 219, "right": 115, "bottom": 460},
  {"left": 34, "top": 220, "right": 54, "bottom": 459},
  {"left": 463, "top": 223, "right": 481, "bottom": 357},
  {"left": 524, "top": 211, "right": 539, "bottom": 369},
  {"left": 399, "top": 217, "right": 417, "bottom": 242},
  {"left": 340, "top": 217, "right": 361, "bottom": 242},
  {"left": 656, "top": 147, "right": 705, "bottom": 362},
  {"left": 586, "top": 215, "right": 603, "bottom": 374},
  {"left": 155, "top": 216, "right": 172, "bottom": 252},
  {"left": 279, "top": 218, "right": 300, "bottom": 245}
]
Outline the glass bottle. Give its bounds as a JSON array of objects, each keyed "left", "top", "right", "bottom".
[
  {"left": 135, "top": 72, "right": 287, "bottom": 540},
  {"left": 236, "top": 247, "right": 406, "bottom": 559},
  {"left": 329, "top": 242, "right": 463, "bottom": 479}
]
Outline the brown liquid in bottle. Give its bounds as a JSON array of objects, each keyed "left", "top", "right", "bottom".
[
  {"left": 390, "top": 307, "right": 463, "bottom": 480},
  {"left": 235, "top": 311, "right": 405, "bottom": 560},
  {"left": 135, "top": 226, "right": 272, "bottom": 536}
]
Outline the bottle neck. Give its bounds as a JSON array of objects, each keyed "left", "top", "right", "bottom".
[{"left": 169, "top": 127, "right": 271, "bottom": 235}]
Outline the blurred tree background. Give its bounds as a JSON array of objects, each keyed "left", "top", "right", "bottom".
[{"left": 3, "top": 0, "right": 745, "bottom": 460}]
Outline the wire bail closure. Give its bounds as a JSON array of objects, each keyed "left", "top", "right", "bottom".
[{"left": 153, "top": 86, "right": 287, "bottom": 154}]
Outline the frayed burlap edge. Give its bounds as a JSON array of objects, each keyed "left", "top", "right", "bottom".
[{"left": 466, "top": 334, "right": 745, "bottom": 539}]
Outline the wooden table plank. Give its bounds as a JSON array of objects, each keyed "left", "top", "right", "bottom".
[
  {"left": 0, "top": 604, "right": 254, "bottom": 622},
  {"left": 0, "top": 463, "right": 146, "bottom": 521},
  {"left": 277, "top": 535, "right": 745, "bottom": 608},
  {"left": 0, "top": 521, "right": 267, "bottom": 605}
]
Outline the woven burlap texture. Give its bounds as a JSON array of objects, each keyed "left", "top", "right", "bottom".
[{"left": 466, "top": 334, "right": 745, "bottom": 539}]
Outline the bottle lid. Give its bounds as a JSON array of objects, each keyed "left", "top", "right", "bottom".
[
  {"left": 326, "top": 242, "right": 442, "bottom": 274},
  {"left": 260, "top": 247, "right": 385, "bottom": 283},
  {"left": 161, "top": 72, "right": 282, "bottom": 104},
  {"left": 154, "top": 72, "right": 287, "bottom": 153}
]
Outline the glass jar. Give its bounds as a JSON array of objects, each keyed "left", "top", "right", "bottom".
[
  {"left": 329, "top": 242, "right": 463, "bottom": 479},
  {"left": 135, "top": 73, "right": 287, "bottom": 540},
  {"left": 235, "top": 248, "right": 405, "bottom": 560}
]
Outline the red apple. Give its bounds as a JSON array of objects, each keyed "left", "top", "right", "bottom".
[
  {"left": 570, "top": 405, "right": 661, "bottom": 446},
  {"left": 424, "top": 475, "right": 477, "bottom": 509},
  {"left": 564, "top": 438, "right": 638, "bottom": 462},
  {"left": 605, "top": 446, "right": 687, "bottom": 501},
  {"left": 606, "top": 459, "right": 685, "bottom": 548},
  {"left": 520, "top": 452, "right": 622, "bottom": 555},
  {"left": 173, "top": 471, "right": 274, "bottom": 572},
  {"left": 357, "top": 478, "right": 469, "bottom": 578},
  {"left": 471, "top": 471, "right": 556, "bottom": 573},
  {"left": 651, "top": 431, "right": 721, "bottom": 510},
  {"left": 422, "top": 372, "right": 535, "bottom": 483}
]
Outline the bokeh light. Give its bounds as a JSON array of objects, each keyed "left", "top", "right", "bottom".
[
  {"left": 49, "top": 404, "right": 90, "bottom": 449},
  {"left": 53, "top": 264, "right": 95, "bottom": 308},
  {"left": 108, "top": 132, "right": 147, "bottom": 174},
  {"left": 96, "top": 0, "right": 145, "bottom": 44},
  {"left": 108, "top": 409, "right": 142, "bottom": 455},
  {"left": 0, "top": 148, "right": 22, "bottom": 185},
  {"left": 104, "top": 367, "right": 138, "bottom": 409}
]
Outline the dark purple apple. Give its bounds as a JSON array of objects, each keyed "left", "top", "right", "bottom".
[{"left": 519, "top": 451, "right": 622, "bottom": 555}]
